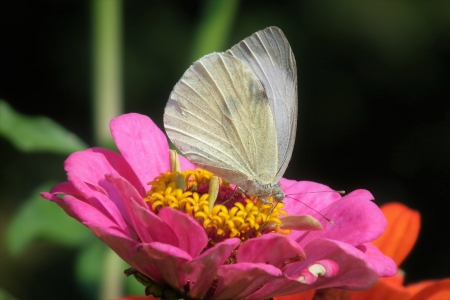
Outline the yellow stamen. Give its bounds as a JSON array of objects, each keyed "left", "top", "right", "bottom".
[{"left": 144, "top": 168, "right": 289, "bottom": 245}]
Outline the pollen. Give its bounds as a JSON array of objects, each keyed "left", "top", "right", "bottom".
[{"left": 144, "top": 154, "right": 289, "bottom": 247}]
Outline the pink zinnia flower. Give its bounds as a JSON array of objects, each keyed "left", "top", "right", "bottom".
[{"left": 41, "top": 113, "right": 396, "bottom": 299}]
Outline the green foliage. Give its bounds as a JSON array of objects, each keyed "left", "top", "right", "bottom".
[
  {"left": 75, "top": 243, "right": 146, "bottom": 297},
  {"left": 0, "top": 100, "right": 88, "bottom": 154},
  {"left": 6, "top": 182, "right": 91, "bottom": 255},
  {"left": 189, "top": 0, "right": 239, "bottom": 61},
  {"left": 0, "top": 289, "right": 18, "bottom": 300},
  {"left": 75, "top": 240, "right": 108, "bottom": 298}
]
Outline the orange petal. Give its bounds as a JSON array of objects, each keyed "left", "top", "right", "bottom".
[
  {"left": 383, "top": 270, "right": 406, "bottom": 286},
  {"left": 372, "top": 202, "right": 420, "bottom": 266},
  {"left": 274, "top": 290, "right": 315, "bottom": 300},
  {"left": 349, "top": 277, "right": 411, "bottom": 300},
  {"left": 407, "top": 279, "right": 437, "bottom": 295},
  {"left": 409, "top": 278, "right": 450, "bottom": 300},
  {"left": 312, "top": 289, "right": 351, "bottom": 299}
]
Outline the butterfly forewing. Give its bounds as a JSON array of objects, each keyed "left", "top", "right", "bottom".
[
  {"left": 226, "top": 26, "right": 298, "bottom": 183},
  {"left": 164, "top": 52, "right": 279, "bottom": 187}
]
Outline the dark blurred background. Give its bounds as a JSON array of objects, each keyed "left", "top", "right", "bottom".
[{"left": 1, "top": 1, "right": 450, "bottom": 299}]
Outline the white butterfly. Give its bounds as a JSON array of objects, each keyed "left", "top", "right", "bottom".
[{"left": 164, "top": 26, "right": 297, "bottom": 202}]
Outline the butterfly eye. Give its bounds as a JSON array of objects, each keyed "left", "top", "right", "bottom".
[{"left": 274, "top": 191, "right": 285, "bottom": 202}]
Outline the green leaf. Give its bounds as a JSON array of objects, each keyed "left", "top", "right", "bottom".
[
  {"left": 0, "top": 288, "right": 18, "bottom": 300},
  {"left": 76, "top": 243, "right": 136, "bottom": 298},
  {"left": 0, "top": 100, "right": 88, "bottom": 154},
  {"left": 6, "top": 182, "right": 91, "bottom": 255},
  {"left": 75, "top": 240, "right": 107, "bottom": 298}
]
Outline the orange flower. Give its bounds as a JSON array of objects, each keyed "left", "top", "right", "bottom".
[
  {"left": 371, "top": 202, "right": 420, "bottom": 266},
  {"left": 275, "top": 202, "right": 450, "bottom": 300}
]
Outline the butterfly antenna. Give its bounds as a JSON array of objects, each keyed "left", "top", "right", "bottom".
[
  {"left": 288, "top": 190, "right": 345, "bottom": 195},
  {"left": 285, "top": 195, "right": 334, "bottom": 224}
]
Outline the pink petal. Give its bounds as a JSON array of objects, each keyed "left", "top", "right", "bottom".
[
  {"left": 130, "top": 202, "right": 180, "bottom": 245},
  {"left": 249, "top": 239, "right": 380, "bottom": 299},
  {"left": 356, "top": 243, "right": 397, "bottom": 277},
  {"left": 89, "top": 225, "right": 139, "bottom": 270},
  {"left": 49, "top": 181, "right": 82, "bottom": 198},
  {"left": 179, "top": 154, "right": 196, "bottom": 170},
  {"left": 67, "top": 174, "right": 129, "bottom": 233},
  {"left": 214, "top": 263, "right": 282, "bottom": 299},
  {"left": 132, "top": 242, "right": 192, "bottom": 292},
  {"left": 42, "top": 192, "right": 90, "bottom": 227},
  {"left": 104, "top": 174, "right": 147, "bottom": 210},
  {"left": 91, "top": 147, "right": 145, "bottom": 196},
  {"left": 158, "top": 207, "right": 208, "bottom": 257},
  {"left": 289, "top": 239, "right": 380, "bottom": 290},
  {"left": 295, "top": 259, "right": 339, "bottom": 284},
  {"left": 237, "top": 233, "right": 305, "bottom": 270},
  {"left": 54, "top": 194, "right": 126, "bottom": 237},
  {"left": 280, "top": 180, "right": 342, "bottom": 215},
  {"left": 105, "top": 175, "right": 179, "bottom": 246},
  {"left": 293, "top": 189, "right": 385, "bottom": 247},
  {"left": 183, "top": 238, "right": 240, "bottom": 299},
  {"left": 65, "top": 150, "right": 121, "bottom": 186},
  {"left": 279, "top": 177, "right": 302, "bottom": 190},
  {"left": 110, "top": 113, "right": 170, "bottom": 188},
  {"left": 248, "top": 260, "right": 338, "bottom": 299},
  {"left": 314, "top": 259, "right": 340, "bottom": 278},
  {"left": 42, "top": 193, "right": 138, "bottom": 266},
  {"left": 64, "top": 150, "right": 132, "bottom": 228},
  {"left": 246, "top": 276, "right": 299, "bottom": 299}
]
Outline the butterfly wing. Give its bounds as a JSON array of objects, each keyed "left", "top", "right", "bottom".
[
  {"left": 164, "top": 52, "right": 279, "bottom": 187},
  {"left": 226, "top": 26, "right": 298, "bottom": 183}
]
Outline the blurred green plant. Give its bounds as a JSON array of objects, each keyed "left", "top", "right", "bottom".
[
  {"left": 190, "top": 0, "right": 238, "bottom": 61},
  {"left": 6, "top": 182, "right": 90, "bottom": 255},
  {"left": 91, "top": 0, "right": 125, "bottom": 298},
  {"left": 0, "top": 100, "right": 87, "bottom": 154},
  {"left": 0, "top": 288, "right": 18, "bottom": 300}
]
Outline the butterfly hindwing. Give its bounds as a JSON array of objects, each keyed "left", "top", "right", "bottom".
[{"left": 227, "top": 26, "right": 298, "bottom": 183}]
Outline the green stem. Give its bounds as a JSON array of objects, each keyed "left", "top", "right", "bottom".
[
  {"left": 92, "top": 0, "right": 123, "bottom": 147},
  {"left": 92, "top": 0, "right": 124, "bottom": 299},
  {"left": 99, "top": 246, "right": 125, "bottom": 300}
]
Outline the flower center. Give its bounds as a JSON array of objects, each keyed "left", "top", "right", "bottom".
[{"left": 144, "top": 163, "right": 289, "bottom": 248}]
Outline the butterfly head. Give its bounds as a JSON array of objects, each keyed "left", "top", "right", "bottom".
[
  {"left": 245, "top": 181, "right": 285, "bottom": 203},
  {"left": 272, "top": 183, "right": 285, "bottom": 201}
]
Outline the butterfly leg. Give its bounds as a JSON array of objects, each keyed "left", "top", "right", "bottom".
[
  {"left": 258, "top": 196, "right": 275, "bottom": 217},
  {"left": 221, "top": 186, "right": 243, "bottom": 206}
]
